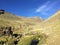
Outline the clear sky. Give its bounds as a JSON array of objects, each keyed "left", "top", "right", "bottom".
[{"left": 0, "top": 0, "right": 60, "bottom": 19}]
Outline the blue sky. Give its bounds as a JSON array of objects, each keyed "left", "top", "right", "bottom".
[{"left": 0, "top": 0, "right": 60, "bottom": 19}]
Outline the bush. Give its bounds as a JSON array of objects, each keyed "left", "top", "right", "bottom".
[
  {"left": 17, "top": 35, "right": 34, "bottom": 45},
  {"left": 6, "top": 36, "right": 17, "bottom": 45},
  {"left": 37, "top": 33, "right": 47, "bottom": 45},
  {"left": 17, "top": 33, "right": 47, "bottom": 45},
  {"left": 0, "top": 41, "right": 4, "bottom": 45}
]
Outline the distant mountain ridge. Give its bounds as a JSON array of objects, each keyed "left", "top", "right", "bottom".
[{"left": 0, "top": 10, "right": 43, "bottom": 30}]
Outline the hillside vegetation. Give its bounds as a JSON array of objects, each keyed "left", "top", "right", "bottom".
[{"left": 0, "top": 10, "right": 60, "bottom": 45}]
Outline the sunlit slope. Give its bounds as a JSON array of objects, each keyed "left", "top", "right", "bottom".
[
  {"left": 38, "top": 10, "right": 60, "bottom": 45},
  {"left": 31, "top": 10, "right": 60, "bottom": 45},
  {"left": 0, "top": 12, "right": 24, "bottom": 28},
  {"left": 0, "top": 11, "right": 43, "bottom": 34}
]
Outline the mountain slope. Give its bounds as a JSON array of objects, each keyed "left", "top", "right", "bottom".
[
  {"left": 0, "top": 11, "right": 43, "bottom": 34},
  {"left": 0, "top": 12, "right": 23, "bottom": 28},
  {"left": 45, "top": 10, "right": 60, "bottom": 45},
  {"left": 37, "top": 10, "right": 60, "bottom": 45},
  {"left": 0, "top": 10, "right": 60, "bottom": 45},
  {"left": 29, "top": 10, "right": 60, "bottom": 45}
]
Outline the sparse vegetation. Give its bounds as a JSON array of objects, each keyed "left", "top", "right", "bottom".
[{"left": 0, "top": 10, "right": 60, "bottom": 45}]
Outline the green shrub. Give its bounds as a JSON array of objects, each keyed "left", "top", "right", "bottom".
[
  {"left": 6, "top": 36, "right": 17, "bottom": 45},
  {"left": 17, "top": 35, "right": 34, "bottom": 45},
  {"left": 37, "top": 33, "right": 47, "bottom": 45},
  {"left": 18, "top": 33, "right": 47, "bottom": 45}
]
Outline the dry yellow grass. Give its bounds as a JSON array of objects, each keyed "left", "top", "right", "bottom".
[
  {"left": 0, "top": 10, "right": 60, "bottom": 45},
  {"left": 32, "top": 10, "right": 60, "bottom": 45}
]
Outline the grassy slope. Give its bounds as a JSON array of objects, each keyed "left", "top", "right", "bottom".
[
  {"left": 44, "top": 11, "right": 60, "bottom": 45},
  {"left": 29, "top": 10, "right": 60, "bottom": 45},
  {"left": 0, "top": 10, "right": 60, "bottom": 45},
  {"left": 0, "top": 12, "right": 22, "bottom": 27},
  {"left": 0, "top": 12, "right": 42, "bottom": 34},
  {"left": 16, "top": 10, "right": 60, "bottom": 45},
  {"left": 37, "top": 10, "right": 60, "bottom": 45}
]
